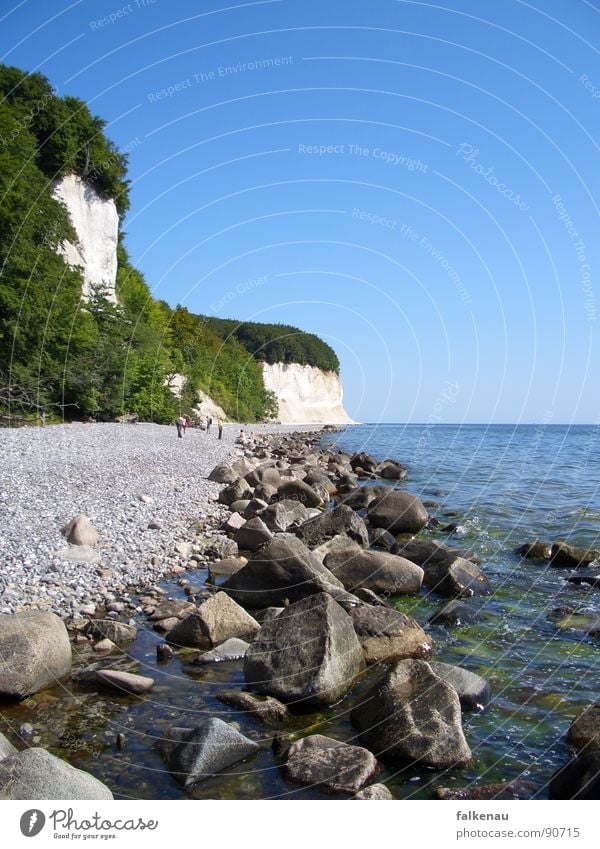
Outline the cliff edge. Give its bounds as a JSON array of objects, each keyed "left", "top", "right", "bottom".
[{"left": 262, "top": 362, "right": 353, "bottom": 424}]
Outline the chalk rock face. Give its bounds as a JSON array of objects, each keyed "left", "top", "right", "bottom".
[
  {"left": 53, "top": 174, "right": 119, "bottom": 302},
  {"left": 262, "top": 362, "right": 353, "bottom": 424}
]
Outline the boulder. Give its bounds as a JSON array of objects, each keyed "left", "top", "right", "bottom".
[
  {"left": 208, "top": 463, "right": 237, "bottom": 484},
  {"left": 244, "top": 592, "right": 365, "bottom": 708},
  {"left": 369, "top": 527, "right": 397, "bottom": 550},
  {"left": 0, "top": 612, "right": 72, "bottom": 699},
  {"left": 60, "top": 514, "right": 99, "bottom": 547},
  {"left": 0, "top": 748, "right": 113, "bottom": 799},
  {"left": 85, "top": 619, "right": 137, "bottom": 644},
  {"left": 436, "top": 779, "right": 537, "bottom": 800},
  {"left": 233, "top": 516, "right": 273, "bottom": 550},
  {"left": 196, "top": 638, "right": 250, "bottom": 663},
  {"left": 276, "top": 479, "right": 323, "bottom": 508},
  {"left": 549, "top": 752, "right": 600, "bottom": 799},
  {"left": 338, "top": 485, "right": 388, "bottom": 511},
  {"left": 218, "top": 478, "right": 252, "bottom": 506},
  {"left": 367, "top": 491, "right": 429, "bottom": 534},
  {"left": 428, "top": 600, "right": 484, "bottom": 627},
  {"left": 242, "top": 498, "right": 269, "bottom": 520},
  {"left": 376, "top": 460, "right": 407, "bottom": 480},
  {"left": 550, "top": 541, "right": 600, "bottom": 569},
  {"left": 350, "top": 452, "right": 378, "bottom": 473},
  {"left": 0, "top": 733, "right": 17, "bottom": 761},
  {"left": 515, "top": 541, "right": 552, "bottom": 560},
  {"left": 392, "top": 538, "right": 481, "bottom": 566},
  {"left": 354, "top": 783, "right": 393, "bottom": 799},
  {"left": 231, "top": 457, "right": 255, "bottom": 477},
  {"left": 567, "top": 702, "right": 600, "bottom": 752},
  {"left": 160, "top": 718, "right": 259, "bottom": 787},
  {"left": 223, "top": 535, "right": 345, "bottom": 608},
  {"left": 207, "top": 557, "right": 247, "bottom": 579},
  {"left": 420, "top": 555, "right": 491, "bottom": 598},
  {"left": 349, "top": 605, "right": 433, "bottom": 663},
  {"left": 325, "top": 544, "right": 424, "bottom": 595},
  {"left": 95, "top": 669, "right": 154, "bottom": 695},
  {"left": 216, "top": 689, "right": 290, "bottom": 724},
  {"left": 260, "top": 500, "right": 310, "bottom": 532},
  {"left": 167, "top": 592, "right": 259, "bottom": 648},
  {"left": 296, "top": 505, "right": 369, "bottom": 549},
  {"left": 245, "top": 466, "right": 282, "bottom": 489},
  {"left": 229, "top": 499, "right": 252, "bottom": 515},
  {"left": 224, "top": 512, "right": 246, "bottom": 532},
  {"left": 282, "top": 734, "right": 378, "bottom": 794},
  {"left": 149, "top": 600, "right": 196, "bottom": 621},
  {"left": 428, "top": 662, "right": 491, "bottom": 711},
  {"left": 351, "top": 659, "right": 472, "bottom": 768}
]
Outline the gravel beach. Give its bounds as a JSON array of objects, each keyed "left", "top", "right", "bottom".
[{"left": 0, "top": 422, "right": 318, "bottom": 617}]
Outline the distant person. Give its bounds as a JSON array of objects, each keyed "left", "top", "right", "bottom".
[
  {"left": 206, "top": 416, "right": 213, "bottom": 433},
  {"left": 217, "top": 418, "right": 224, "bottom": 440},
  {"left": 39, "top": 406, "right": 46, "bottom": 427},
  {"left": 176, "top": 415, "right": 185, "bottom": 438},
  {"left": 183, "top": 415, "right": 191, "bottom": 433}
]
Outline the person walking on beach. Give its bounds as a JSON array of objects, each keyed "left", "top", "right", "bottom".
[
  {"left": 217, "top": 418, "right": 223, "bottom": 440},
  {"left": 39, "top": 405, "right": 46, "bottom": 427},
  {"left": 176, "top": 415, "right": 185, "bottom": 438},
  {"left": 206, "top": 416, "right": 212, "bottom": 434}
]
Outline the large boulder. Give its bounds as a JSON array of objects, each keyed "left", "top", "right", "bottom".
[
  {"left": 296, "top": 505, "right": 369, "bottom": 549},
  {"left": 233, "top": 517, "right": 273, "bottom": 551},
  {"left": 349, "top": 605, "right": 433, "bottom": 664},
  {"left": 208, "top": 463, "right": 237, "bottom": 484},
  {"left": 515, "top": 541, "right": 552, "bottom": 560},
  {"left": 421, "top": 554, "right": 491, "bottom": 597},
  {"left": 85, "top": 619, "right": 137, "bottom": 644},
  {"left": 260, "top": 500, "right": 310, "bottom": 532},
  {"left": 223, "top": 535, "right": 345, "bottom": 608},
  {"left": 0, "top": 612, "right": 72, "bottom": 699},
  {"left": 376, "top": 460, "right": 407, "bottom": 480},
  {"left": 428, "top": 600, "right": 484, "bottom": 628},
  {"left": 0, "top": 748, "right": 113, "bottom": 799},
  {"left": 351, "top": 659, "right": 472, "bottom": 768},
  {"left": 218, "top": 478, "right": 252, "bottom": 506},
  {"left": 428, "top": 661, "right": 491, "bottom": 711},
  {"left": 392, "top": 538, "right": 481, "bottom": 566},
  {"left": 245, "top": 466, "right": 282, "bottom": 489},
  {"left": 160, "top": 719, "right": 259, "bottom": 787},
  {"left": 244, "top": 592, "right": 365, "bottom": 708},
  {"left": 325, "top": 544, "right": 423, "bottom": 595},
  {"left": 550, "top": 541, "right": 600, "bottom": 569},
  {"left": 60, "top": 514, "right": 99, "bottom": 547},
  {"left": 167, "top": 592, "right": 259, "bottom": 648},
  {"left": 567, "top": 702, "right": 600, "bottom": 752},
  {"left": 350, "top": 452, "right": 378, "bottom": 473},
  {"left": 367, "top": 491, "right": 429, "bottom": 534},
  {"left": 338, "top": 485, "right": 388, "bottom": 511},
  {"left": 549, "top": 752, "right": 600, "bottom": 799},
  {"left": 276, "top": 479, "right": 323, "bottom": 508},
  {"left": 282, "top": 734, "right": 378, "bottom": 794}
]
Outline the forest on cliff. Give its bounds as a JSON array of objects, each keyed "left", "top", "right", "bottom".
[{"left": 0, "top": 65, "right": 339, "bottom": 424}]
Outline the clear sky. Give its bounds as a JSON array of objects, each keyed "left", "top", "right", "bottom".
[{"left": 1, "top": 0, "right": 598, "bottom": 423}]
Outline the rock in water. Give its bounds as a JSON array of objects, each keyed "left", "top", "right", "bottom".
[
  {"left": 160, "top": 718, "right": 259, "bottom": 786},
  {"left": 349, "top": 605, "right": 433, "bottom": 664},
  {"left": 325, "top": 545, "right": 423, "bottom": 595},
  {"left": 223, "top": 534, "right": 344, "bottom": 608},
  {"left": 428, "top": 600, "right": 484, "bottom": 627},
  {"left": 167, "top": 592, "right": 259, "bottom": 648},
  {"left": 216, "top": 690, "right": 290, "bottom": 724},
  {"left": 60, "top": 514, "right": 99, "bottom": 547},
  {"left": 351, "top": 659, "right": 472, "bottom": 768},
  {"left": 196, "top": 638, "right": 250, "bottom": 663},
  {"left": 95, "top": 669, "right": 155, "bottom": 695},
  {"left": 296, "top": 505, "right": 370, "bottom": 549},
  {"left": 515, "top": 541, "right": 552, "bottom": 559},
  {"left": 0, "top": 612, "right": 71, "bottom": 699},
  {"left": 567, "top": 702, "right": 600, "bottom": 752},
  {"left": 282, "top": 734, "right": 378, "bottom": 794},
  {"left": 550, "top": 541, "right": 600, "bottom": 569},
  {"left": 244, "top": 592, "right": 365, "bottom": 708},
  {"left": 428, "top": 662, "right": 491, "bottom": 711},
  {"left": 367, "top": 491, "right": 429, "bottom": 534},
  {"left": 354, "top": 783, "right": 394, "bottom": 799},
  {"left": 436, "top": 780, "right": 537, "bottom": 800},
  {"left": 0, "top": 748, "right": 113, "bottom": 799},
  {"left": 550, "top": 752, "right": 600, "bottom": 799},
  {"left": 84, "top": 619, "right": 137, "bottom": 644},
  {"left": 421, "top": 555, "right": 491, "bottom": 598}
]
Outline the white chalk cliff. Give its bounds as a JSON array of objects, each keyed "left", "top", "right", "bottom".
[
  {"left": 167, "top": 373, "right": 228, "bottom": 421},
  {"left": 53, "top": 174, "right": 119, "bottom": 302},
  {"left": 262, "top": 362, "right": 353, "bottom": 424}
]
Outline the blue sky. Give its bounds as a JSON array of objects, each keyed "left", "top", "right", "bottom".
[{"left": 1, "top": 0, "right": 598, "bottom": 423}]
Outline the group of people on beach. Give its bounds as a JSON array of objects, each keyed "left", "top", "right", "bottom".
[{"left": 175, "top": 414, "right": 224, "bottom": 439}]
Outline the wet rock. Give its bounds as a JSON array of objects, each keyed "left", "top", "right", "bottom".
[
  {"left": 0, "top": 733, "right": 17, "bottom": 761},
  {"left": 566, "top": 574, "right": 600, "bottom": 590},
  {"left": 550, "top": 541, "right": 600, "bottom": 569},
  {"left": 167, "top": 592, "right": 259, "bottom": 648},
  {"left": 436, "top": 779, "right": 537, "bottom": 800},
  {"left": 550, "top": 752, "right": 600, "bottom": 799},
  {"left": 296, "top": 505, "right": 369, "bottom": 549},
  {"left": 515, "top": 541, "right": 552, "bottom": 560},
  {"left": 233, "top": 516, "right": 273, "bottom": 551},
  {"left": 208, "top": 557, "right": 247, "bottom": 581},
  {"left": 421, "top": 555, "right": 491, "bottom": 598},
  {"left": 149, "top": 600, "right": 196, "bottom": 621},
  {"left": 244, "top": 592, "right": 365, "bottom": 708},
  {"left": 376, "top": 460, "right": 407, "bottom": 480},
  {"left": 276, "top": 479, "right": 323, "bottom": 508},
  {"left": 157, "top": 643, "right": 173, "bottom": 662},
  {"left": 196, "top": 638, "right": 250, "bottom": 663},
  {"left": 92, "top": 638, "right": 116, "bottom": 652},
  {"left": 325, "top": 544, "right": 424, "bottom": 595},
  {"left": 84, "top": 619, "right": 137, "bottom": 644},
  {"left": 160, "top": 718, "right": 259, "bottom": 787},
  {"left": 350, "top": 452, "right": 378, "bottom": 473},
  {"left": 349, "top": 605, "right": 433, "bottom": 663},
  {"left": 208, "top": 463, "right": 237, "bottom": 484},
  {"left": 0, "top": 612, "right": 72, "bottom": 699},
  {"left": 367, "top": 491, "right": 429, "bottom": 534},
  {"left": 95, "top": 669, "right": 155, "bottom": 695},
  {"left": 428, "top": 662, "right": 491, "bottom": 711},
  {"left": 60, "top": 514, "right": 99, "bottom": 547},
  {"left": 567, "top": 702, "right": 600, "bottom": 752},
  {"left": 392, "top": 538, "right": 481, "bottom": 566},
  {"left": 282, "top": 734, "right": 378, "bottom": 794},
  {"left": 428, "top": 600, "right": 484, "bottom": 627},
  {"left": 354, "top": 783, "right": 393, "bottom": 799},
  {"left": 338, "top": 486, "right": 388, "bottom": 511},
  {"left": 0, "top": 748, "right": 113, "bottom": 799},
  {"left": 223, "top": 534, "right": 344, "bottom": 608},
  {"left": 216, "top": 689, "right": 290, "bottom": 724},
  {"left": 351, "top": 659, "right": 472, "bottom": 768},
  {"left": 260, "top": 500, "right": 310, "bottom": 533}
]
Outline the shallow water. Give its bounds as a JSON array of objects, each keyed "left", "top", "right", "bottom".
[{"left": 1, "top": 424, "right": 599, "bottom": 799}]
